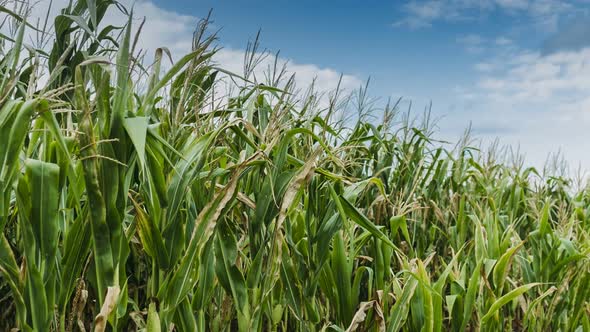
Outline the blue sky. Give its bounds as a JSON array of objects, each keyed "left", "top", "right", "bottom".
[{"left": 26, "top": 0, "right": 590, "bottom": 171}]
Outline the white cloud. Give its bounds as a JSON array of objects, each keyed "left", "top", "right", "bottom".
[
  {"left": 214, "top": 48, "right": 361, "bottom": 93},
  {"left": 474, "top": 62, "right": 494, "bottom": 72},
  {"left": 495, "top": 37, "right": 513, "bottom": 45},
  {"left": 477, "top": 48, "right": 590, "bottom": 101},
  {"left": 448, "top": 45, "right": 590, "bottom": 169},
  {"left": 495, "top": 0, "right": 529, "bottom": 10},
  {"left": 393, "top": 1, "right": 447, "bottom": 28},
  {"left": 455, "top": 35, "right": 516, "bottom": 55},
  {"left": 456, "top": 34, "right": 485, "bottom": 53},
  {"left": 394, "top": 0, "right": 578, "bottom": 29}
]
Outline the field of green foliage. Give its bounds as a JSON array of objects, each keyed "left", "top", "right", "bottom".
[{"left": 0, "top": 0, "right": 589, "bottom": 331}]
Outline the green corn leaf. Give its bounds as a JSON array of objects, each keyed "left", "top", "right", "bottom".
[
  {"left": 388, "top": 274, "right": 419, "bottom": 332},
  {"left": 214, "top": 221, "right": 250, "bottom": 325},
  {"left": 24, "top": 159, "right": 60, "bottom": 266},
  {"left": 339, "top": 196, "right": 400, "bottom": 253},
  {"left": 433, "top": 247, "right": 463, "bottom": 332},
  {"left": 481, "top": 283, "right": 541, "bottom": 323},
  {"left": 492, "top": 241, "right": 524, "bottom": 295},
  {"left": 459, "top": 261, "right": 482, "bottom": 332},
  {"left": 132, "top": 199, "right": 169, "bottom": 269},
  {"left": 123, "top": 117, "right": 149, "bottom": 169}
]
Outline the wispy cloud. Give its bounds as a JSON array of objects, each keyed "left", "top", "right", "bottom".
[
  {"left": 447, "top": 44, "right": 590, "bottom": 168},
  {"left": 456, "top": 34, "right": 485, "bottom": 54},
  {"left": 455, "top": 34, "right": 514, "bottom": 55},
  {"left": 214, "top": 48, "right": 362, "bottom": 95},
  {"left": 393, "top": 1, "right": 449, "bottom": 28},
  {"left": 477, "top": 48, "right": 590, "bottom": 103},
  {"left": 394, "top": 0, "right": 577, "bottom": 29}
]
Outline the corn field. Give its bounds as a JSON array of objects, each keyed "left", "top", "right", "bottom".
[{"left": 0, "top": 1, "right": 589, "bottom": 331}]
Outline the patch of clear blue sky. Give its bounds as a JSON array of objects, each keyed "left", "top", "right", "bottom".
[{"left": 151, "top": 0, "right": 584, "bottom": 113}]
